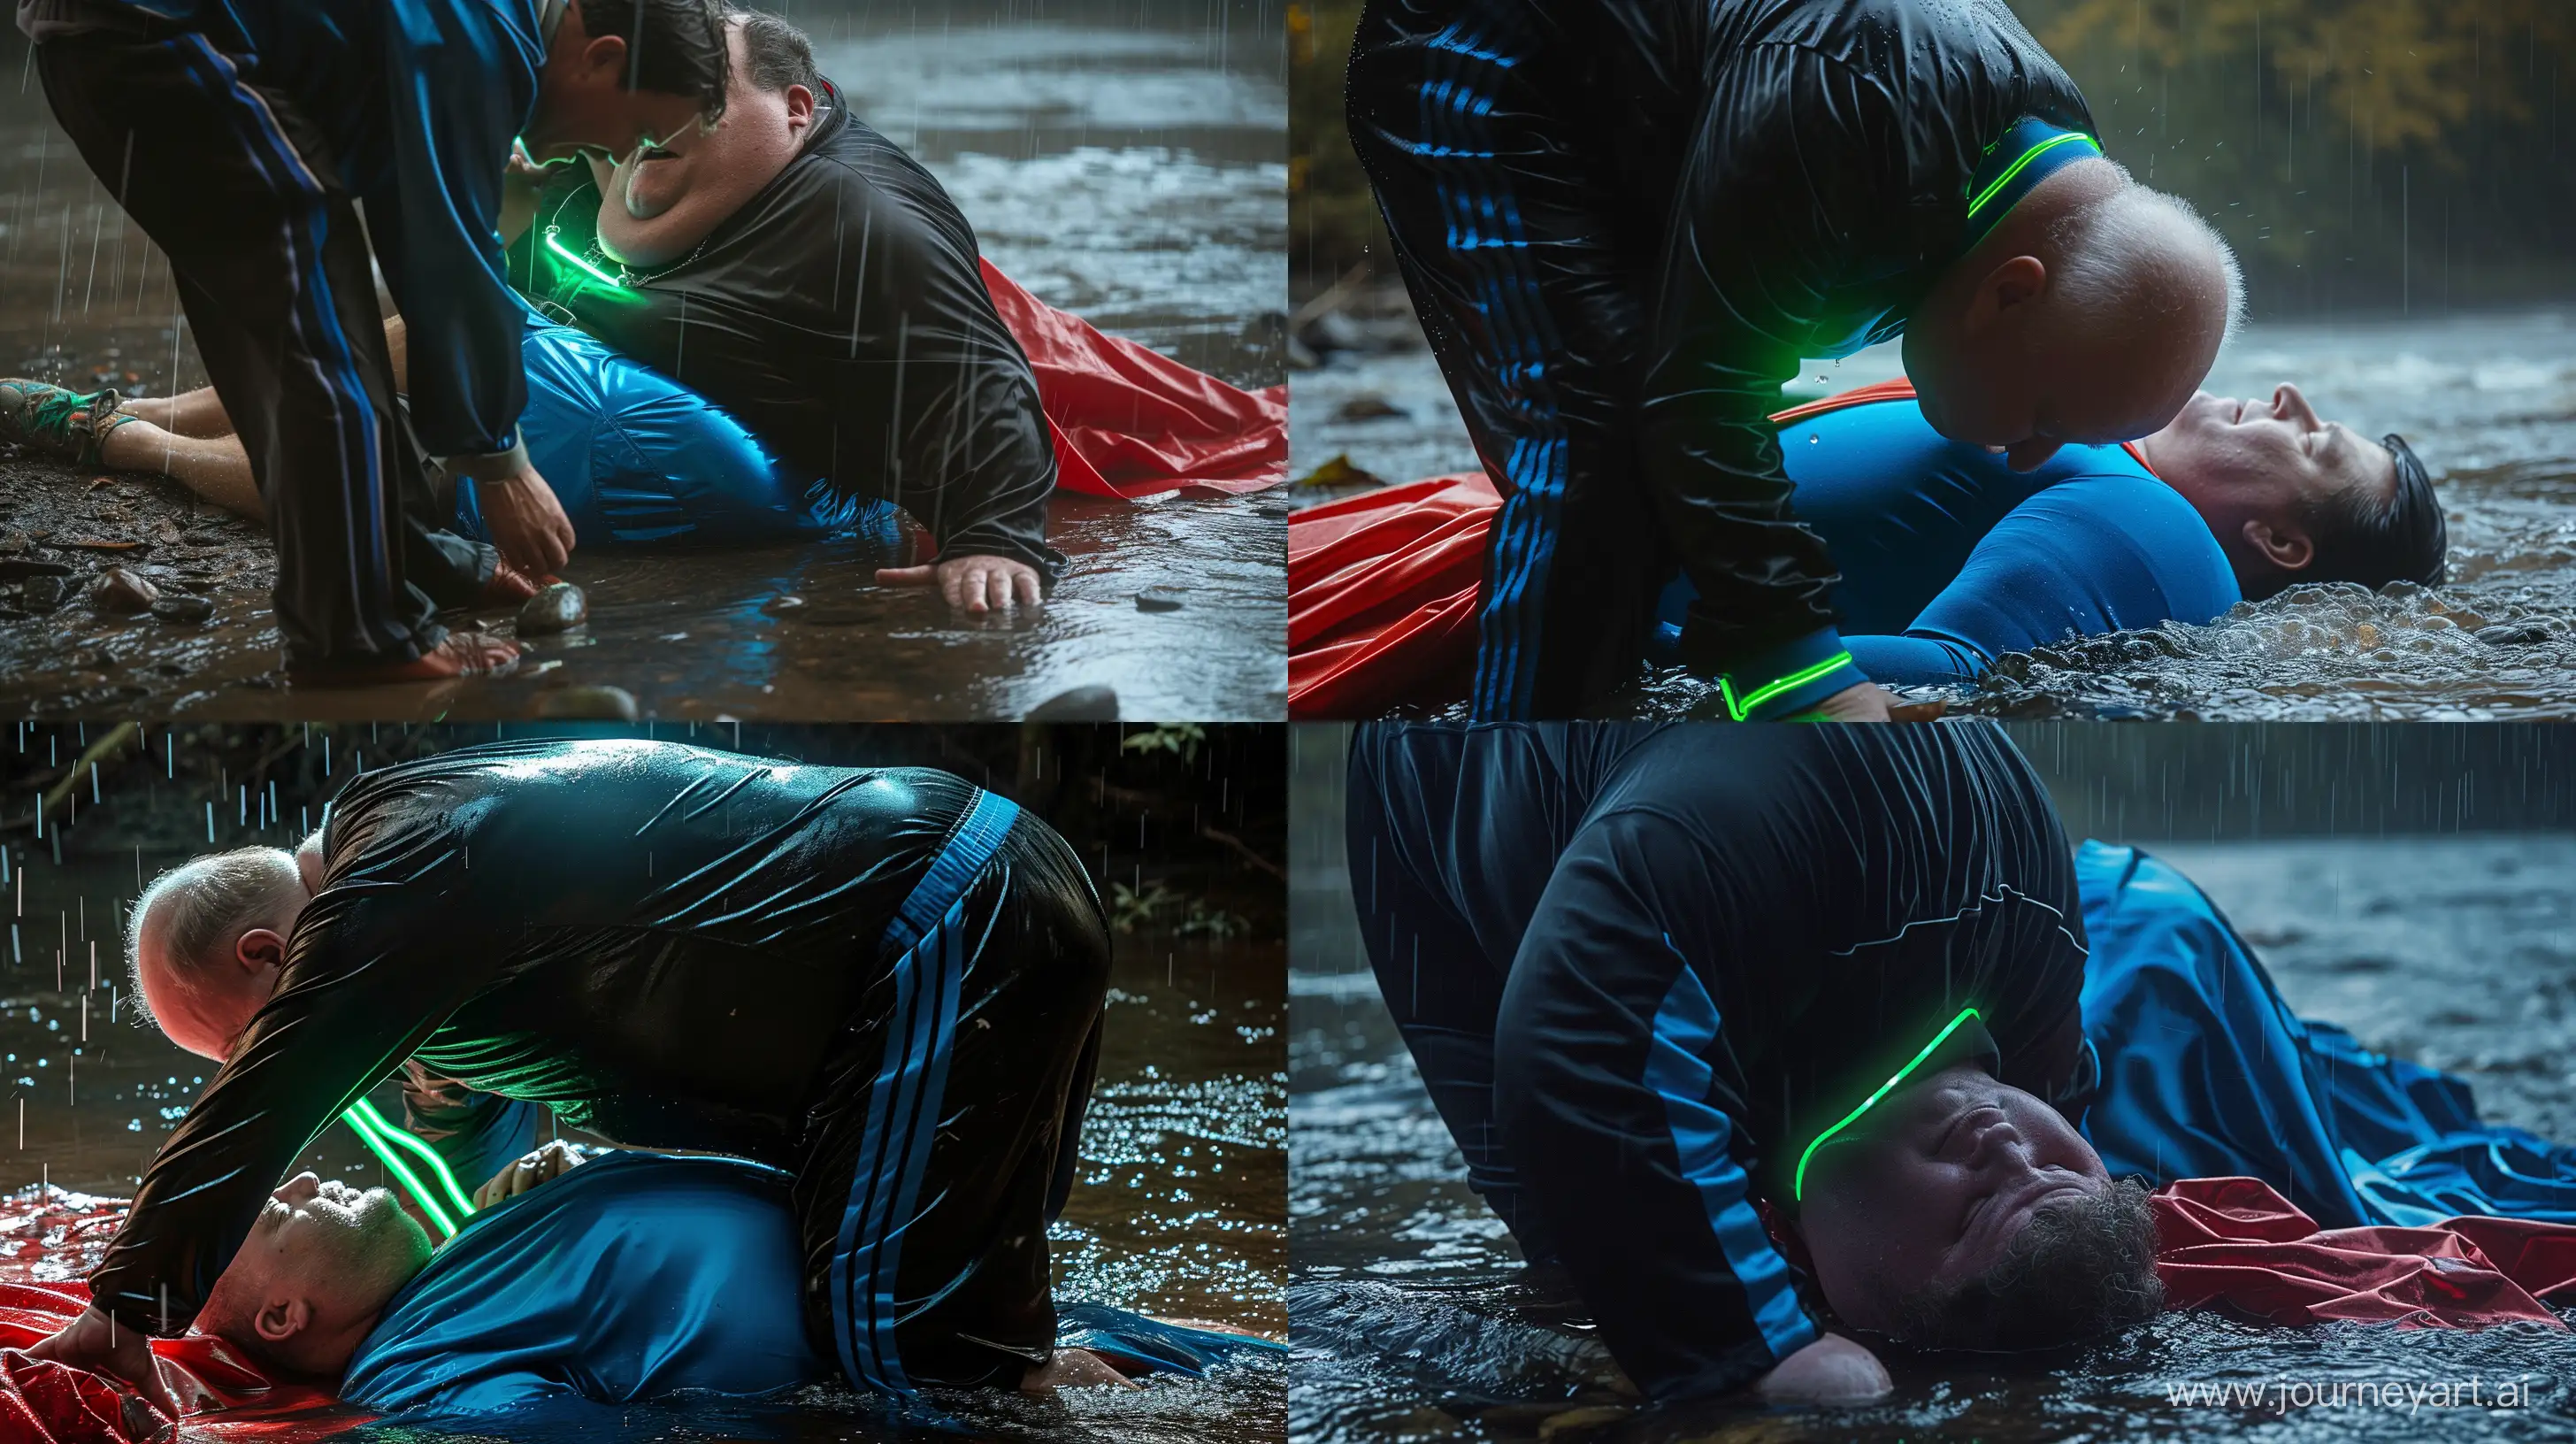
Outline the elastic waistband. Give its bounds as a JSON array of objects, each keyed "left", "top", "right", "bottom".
[{"left": 881, "top": 788, "right": 1021, "bottom": 960}]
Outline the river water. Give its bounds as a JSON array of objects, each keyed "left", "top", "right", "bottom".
[
  {"left": 0, "top": 722, "right": 1287, "bottom": 1443},
  {"left": 1291, "top": 304, "right": 2576, "bottom": 720},
  {"left": 1286, "top": 732, "right": 2576, "bottom": 1444},
  {"left": 0, "top": 1, "right": 1288, "bottom": 720}
]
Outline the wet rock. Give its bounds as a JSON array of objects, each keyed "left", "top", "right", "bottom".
[
  {"left": 0, "top": 534, "right": 27, "bottom": 555},
  {"left": 1254, "top": 502, "right": 1290, "bottom": 519},
  {"left": 515, "top": 581, "right": 588, "bottom": 634},
  {"left": 88, "top": 566, "right": 159, "bottom": 614},
  {"left": 2476, "top": 619, "right": 2556, "bottom": 647},
  {"left": 534, "top": 685, "right": 638, "bottom": 720},
  {"left": 1332, "top": 393, "right": 1407, "bottom": 422},
  {"left": 1026, "top": 685, "right": 1118, "bottom": 721},
  {"left": 150, "top": 594, "right": 214, "bottom": 625},
  {"left": 1136, "top": 588, "right": 1185, "bottom": 612},
  {"left": 19, "top": 574, "right": 69, "bottom": 612},
  {"left": 0, "top": 558, "right": 73, "bottom": 580},
  {"left": 1294, "top": 454, "right": 1386, "bottom": 490}
]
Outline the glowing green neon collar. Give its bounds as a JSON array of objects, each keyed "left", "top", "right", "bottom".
[
  {"left": 339, "top": 1098, "right": 478, "bottom": 1240},
  {"left": 544, "top": 227, "right": 625, "bottom": 289},
  {"left": 1962, "top": 117, "right": 2104, "bottom": 249},
  {"left": 1790, "top": 1005, "right": 1997, "bottom": 1204}
]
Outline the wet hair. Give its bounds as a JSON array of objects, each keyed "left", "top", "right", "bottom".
[
  {"left": 2047, "top": 166, "right": 2248, "bottom": 349},
  {"left": 2269, "top": 434, "right": 2449, "bottom": 598},
  {"left": 126, "top": 848, "right": 303, "bottom": 1027},
  {"left": 573, "top": 0, "right": 731, "bottom": 117},
  {"left": 726, "top": 6, "right": 822, "bottom": 95},
  {"left": 1888, "top": 1176, "right": 2165, "bottom": 1351}
]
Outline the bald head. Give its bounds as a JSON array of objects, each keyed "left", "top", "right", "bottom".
[
  {"left": 1906, "top": 158, "right": 2242, "bottom": 472},
  {"left": 130, "top": 847, "right": 310, "bottom": 1060}
]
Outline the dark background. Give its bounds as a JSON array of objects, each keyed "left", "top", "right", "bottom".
[{"left": 1290, "top": 0, "right": 2576, "bottom": 312}]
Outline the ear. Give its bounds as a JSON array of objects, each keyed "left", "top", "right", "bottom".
[
  {"left": 579, "top": 33, "right": 629, "bottom": 84},
  {"left": 1964, "top": 255, "right": 2049, "bottom": 334},
  {"left": 254, "top": 1294, "right": 310, "bottom": 1345},
  {"left": 2241, "top": 518, "right": 2315, "bottom": 572},
  {"left": 234, "top": 926, "right": 291, "bottom": 977},
  {"left": 786, "top": 83, "right": 816, "bottom": 132}
]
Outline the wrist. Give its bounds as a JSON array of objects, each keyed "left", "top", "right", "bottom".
[{"left": 1717, "top": 628, "right": 1866, "bottom": 721}]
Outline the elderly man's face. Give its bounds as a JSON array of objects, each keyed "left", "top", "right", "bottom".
[
  {"left": 1790, "top": 1064, "right": 2111, "bottom": 1334},
  {"left": 135, "top": 928, "right": 286, "bottom": 1063},
  {"left": 1908, "top": 281, "right": 2216, "bottom": 474}
]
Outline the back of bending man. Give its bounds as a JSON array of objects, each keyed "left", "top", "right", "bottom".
[
  {"left": 1347, "top": 0, "right": 2242, "bottom": 720},
  {"left": 30, "top": 739, "right": 1111, "bottom": 1413},
  {"left": 1346, "top": 721, "right": 2100, "bottom": 1401},
  {"left": 17, "top": 0, "right": 723, "bottom": 681}
]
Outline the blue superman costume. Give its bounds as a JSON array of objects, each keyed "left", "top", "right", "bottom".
[
  {"left": 342, "top": 1150, "right": 1284, "bottom": 1422},
  {"left": 2074, "top": 840, "right": 2576, "bottom": 1229},
  {"left": 450, "top": 259, "right": 1285, "bottom": 552},
  {"left": 1288, "top": 380, "right": 2242, "bottom": 717}
]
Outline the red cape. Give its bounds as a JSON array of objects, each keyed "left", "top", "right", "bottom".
[
  {"left": 2154, "top": 1177, "right": 2576, "bottom": 1329},
  {"left": 983, "top": 260, "right": 1285, "bottom": 502}
]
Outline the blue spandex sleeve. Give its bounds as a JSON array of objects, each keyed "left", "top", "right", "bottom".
[{"left": 1844, "top": 473, "right": 2242, "bottom": 685}]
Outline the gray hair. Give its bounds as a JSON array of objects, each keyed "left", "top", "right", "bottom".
[
  {"left": 2047, "top": 166, "right": 2249, "bottom": 351},
  {"left": 128, "top": 848, "right": 303, "bottom": 1025}
]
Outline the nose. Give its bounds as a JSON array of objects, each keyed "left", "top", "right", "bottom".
[
  {"left": 2273, "top": 382, "right": 2320, "bottom": 427},
  {"left": 272, "top": 1171, "right": 321, "bottom": 1205},
  {"left": 1963, "top": 1112, "right": 2028, "bottom": 1172}
]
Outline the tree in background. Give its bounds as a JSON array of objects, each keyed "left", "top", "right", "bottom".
[{"left": 2028, "top": 0, "right": 2576, "bottom": 311}]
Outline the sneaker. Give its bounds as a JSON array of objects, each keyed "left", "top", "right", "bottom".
[{"left": 0, "top": 380, "right": 132, "bottom": 469}]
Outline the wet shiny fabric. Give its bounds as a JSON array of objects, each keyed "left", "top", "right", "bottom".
[
  {"left": 83, "top": 739, "right": 1112, "bottom": 1379},
  {"left": 508, "top": 87, "right": 1064, "bottom": 580},
  {"left": 341, "top": 1151, "right": 821, "bottom": 1417},
  {"left": 453, "top": 313, "right": 909, "bottom": 549},
  {"left": 1346, "top": 721, "right": 2091, "bottom": 1401},
  {"left": 2077, "top": 841, "right": 2576, "bottom": 1229},
  {"left": 1346, "top": 0, "right": 2094, "bottom": 716},
  {"left": 2151, "top": 1176, "right": 2576, "bottom": 1329},
  {"left": 0, "top": 1179, "right": 1276, "bottom": 1440},
  {"left": 1288, "top": 383, "right": 2236, "bottom": 714}
]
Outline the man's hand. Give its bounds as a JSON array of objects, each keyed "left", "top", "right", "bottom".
[
  {"left": 25, "top": 1306, "right": 179, "bottom": 1421},
  {"left": 472, "top": 1140, "right": 587, "bottom": 1210},
  {"left": 478, "top": 468, "right": 575, "bottom": 576},
  {"left": 498, "top": 149, "right": 550, "bottom": 247},
  {"left": 1805, "top": 681, "right": 1895, "bottom": 722},
  {"left": 1755, "top": 1331, "right": 1890, "bottom": 1405},
  {"left": 875, "top": 554, "right": 1045, "bottom": 615}
]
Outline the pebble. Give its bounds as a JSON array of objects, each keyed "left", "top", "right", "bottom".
[
  {"left": 534, "top": 685, "right": 639, "bottom": 720},
  {"left": 150, "top": 595, "right": 215, "bottom": 625},
  {"left": 2474, "top": 619, "right": 2555, "bottom": 647},
  {"left": 1136, "top": 588, "right": 1186, "bottom": 612},
  {"left": 516, "top": 581, "right": 588, "bottom": 634},
  {"left": 88, "top": 566, "right": 159, "bottom": 614},
  {"left": 1026, "top": 685, "right": 1119, "bottom": 721}
]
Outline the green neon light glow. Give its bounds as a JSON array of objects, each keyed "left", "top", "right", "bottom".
[
  {"left": 544, "top": 229, "right": 625, "bottom": 288},
  {"left": 1720, "top": 650, "right": 1855, "bottom": 721},
  {"left": 339, "top": 1099, "right": 474, "bottom": 1240},
  {"left": 1966, "top": 132, "right": 2098, "bottom": 219},
  {"left": 1793, "top": 1005, "right": 1982, "bottom": 1203},
  {"left": 348, "top": 1097, "right": 478, "bottom": 1219}
]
